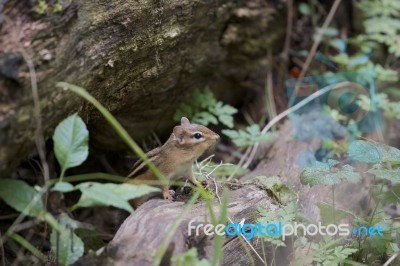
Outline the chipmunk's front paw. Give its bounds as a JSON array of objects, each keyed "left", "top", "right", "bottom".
[{"left": 163, "top": 189, "right": 175, "bottom": 200}]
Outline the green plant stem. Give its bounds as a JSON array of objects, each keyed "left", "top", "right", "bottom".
[
  {"left": 56, "top": 82, "right": 167, "bottom": 184},
  {"left": 369, "top": 183, "right": 385, "bottom": 225},
  {"left": 9, "top": 233, "right": 46, "bottom": 261},
  {"left": 152, "top": 192, "right": 200, "bottom": 266},
  {"left": 50, "top": 173, "right": 127, "bottom": 184},
  {"left": 0, "top": 231, "right": 5, "bottom": 266},
  {"left": 4, "top": 182, "right": 62, "bottom": 240},
  {"left": 332, "top": 185, "right": 336, "bottom": 225},
  {"left": 59, "top": 168, "right": 66, "bottom": 183},
  {"left": 211, "top": 189, "right": 228, "bottom": 266},
  {"left": 43, "top": 212, "right": 63, "bottom": 233}
]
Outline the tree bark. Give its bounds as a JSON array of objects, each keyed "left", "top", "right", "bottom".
[
  {"left": 0, "top": 0, "right": 285, "bottom": 176},
  {"left": 75, "top": 184, "right": 281, "bottom": 266}
]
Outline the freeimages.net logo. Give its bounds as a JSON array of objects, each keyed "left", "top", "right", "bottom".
[{"left": 188, "top": 219, "right": 384, "bottom": 241}]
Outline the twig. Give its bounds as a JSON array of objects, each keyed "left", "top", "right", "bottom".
[
  {"left": 226, "top": 146, "right": 252, "bottom": 181},
  {"left": 0, "top": 230, "right": 5, "bottom": 266},
  {"left": 383, "top": 252, "right": 398, "bottom": 266},
  {"left": 265, "top": 48, "right": 277, "bottom": 121},
  {"left": 21, "top": 51, "right": 51, "bottom": 237},
  {"left": 200, "top": 154, "right": 215, "bottom": 165},
  {"left": 283, "top": 0, "right": 293, "bottom": 63},
  {"left": 226, "top": 216, "right": 266, "bottom": 265},
  {"left": 212, "top": 178, "right": 221, "bottom": 204},
  {"left": 21, "top": 51, "right": 50, "bottom": 184},
  {"left": 299, "top": 0, "right": 342, "bottom": 78},
  {"left": 243, "top": 81, "right": 356, "bottom": 168}
]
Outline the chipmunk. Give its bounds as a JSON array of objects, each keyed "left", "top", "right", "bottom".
[{"left": 127, "top": 117, "right": 220, "bottom": 203}]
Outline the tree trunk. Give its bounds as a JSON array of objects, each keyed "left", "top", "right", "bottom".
[{"left": 0, "top": 0, "right": 285, "bottom": 176}]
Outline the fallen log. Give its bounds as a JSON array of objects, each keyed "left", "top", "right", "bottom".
[{"left": 76, "top": 122, "right": 373, "bottom": 265}]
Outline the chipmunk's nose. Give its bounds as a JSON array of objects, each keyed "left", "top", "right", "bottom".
[{"left": 212, "top": 133, "right": 220, "bottom": 140}]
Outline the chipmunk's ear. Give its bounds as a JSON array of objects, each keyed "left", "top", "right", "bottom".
[
  {"left": 173, "top": 126, "right": 185, "bottom": 144},
  {"left": 181, "top": 117, "right": 191, "bottom": 127}
]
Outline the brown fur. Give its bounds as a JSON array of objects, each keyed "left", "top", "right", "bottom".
[{"left": 127, "top": 117, "right": 219, "bottom": 207}]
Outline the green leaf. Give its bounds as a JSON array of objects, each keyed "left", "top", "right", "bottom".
[
  {"left": 75, "top": 228, "right": 104, "bottom": 251},
  {"left": 50, "top": 214, "right": 84, "bottom": 266},
  {"left": 221, "top": 129, "right": 239, "bottom": 139},
  {"left": 171, "top": 245, "right": 203, "bottom": 266},
  {"left": 299, "top": 3, "right": 310, "bottom": 15},
  {"left": 222, "top": 126, "right": 276, "bottom": 148},
  {"left": 52, "top": 182, "right": 75, "bottom": 192},
  {"left": 75, "top": 183, "right": 132, "bottom": 212},
  {"left": 252, "top": 176, "right": 282, "bottom": 190},
  {"left": 374, "top": 143, "right": 400, "bottom": 164},
  {"left": 348, "top": 140, "right": 380, "bottom": 163},
  {"left": 381, "top": 184, "right": 400, "bottom": 204},
  {"left": 174, "top": 88, "right": 236, "bottom": 128},
  {"left": 53, "top": 113, "right": 89, "bottom": 174},
  {"left": 218, "top": 114, "right": 234, "bottom": 128},
  {"left": 112, "top": 183, "right": 161, "bottom": 200},
  {"left": 74, "top": 182, "right": 159, "bottom": 212},
  {"left": 0, "top": 179, "right": 44, "bottom": 217},
  {"left": 367, "top": 168, "right": 400, "bottom": 183},
  {"left": 300, "top": 165, "right": 361, "bottom": 186}
]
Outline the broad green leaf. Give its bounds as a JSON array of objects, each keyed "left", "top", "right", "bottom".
[
  {"left": 381, "top": 184, "right": 400, "bottom": 204},
  {"left": 112, "top": 183, "right": 160, "bottom": 200},
  {"left": 50, "top": 214, "right": 84, "bottom": 266},
  {"left": 53, "top": 113, "right": 89, "bottom": 173},
  {"left": 75, "top": 182, "right": 159, "bottom": 212},
  {"left": 75, "top": 228, "right": 104, "bottom": 251},
  {"left": 0, "top": 179, "right": 44, "bottom": 217},
  {"left": 317, "top": 202, "right": 354, "bottom": 225},
  {"left": 348, "top": 140, "right": 380, "bottom": 163},
  {"left": 300, "top": 165, "right": 361, "bottom": 186},
  {"left": 75, "top": 183, "right": 133, "bottom": 213},
  {"left": 367, "top": 168, "right": 400, "bottom": 183},
  {"left": 52, "top": 182, "right": 75, "bottom": 192},
  {"left": 374, "top": 143, "right": 400, "bottom": 164}
]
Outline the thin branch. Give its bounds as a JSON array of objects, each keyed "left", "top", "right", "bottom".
[
  {"left": 299, "top": 0, "right": 342, "bottom": 78},
  {"left": 0, "top": 230, "right": 5, "bottom": 266},
  {"left": 283, "top": 0, "right": 293, "bottom": 63},
  {"left": 383, "top": 252, "right": 398, "bottom": 266},
  {"left": 226, "top": 146, "right": 252, "bottom": 181},
  {"left": 265, "top": 48, "right": 277, "bottom": 121},
  {"left": 243, "top": 81, "right": 355, "bottom": 168},
  {"left": 21, "top": 51, "right": 50, "bottom": 184}
]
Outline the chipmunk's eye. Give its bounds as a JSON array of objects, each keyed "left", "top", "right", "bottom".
[{"left": 193, "top": 132, "right": 203, "bottom": 139}]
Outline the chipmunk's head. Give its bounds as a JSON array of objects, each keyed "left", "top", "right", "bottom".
[{"left": 172, "top": 117, "right": 220, "bottom": 159}]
